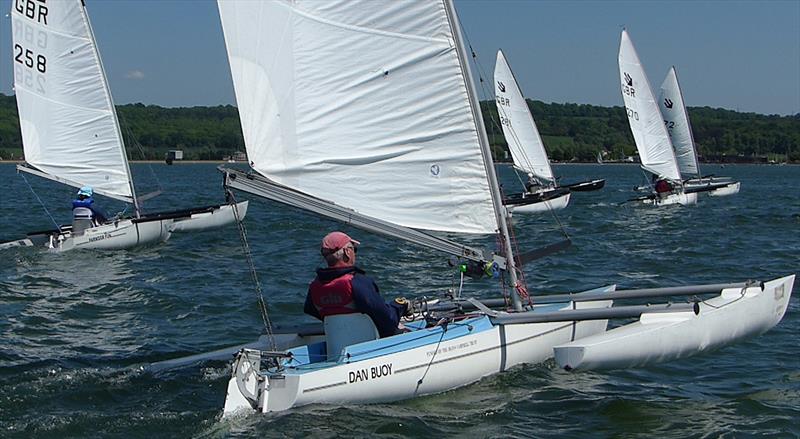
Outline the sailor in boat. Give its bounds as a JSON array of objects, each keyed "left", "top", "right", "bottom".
[
  {"left": 653, "top": 177, "right": 673, "bottom": 198},
  {"left": 525, "top": 173, "right": 545, "bottom": 194},
  {"left": 71, "top": 186, "right": 108, "bottom": 235},
  {"left": 304, "top": 231, "right": 411, "bottom": 339}
]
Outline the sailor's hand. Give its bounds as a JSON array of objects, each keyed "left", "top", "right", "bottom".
[{"left": 394, "top": 297, "right": 412, "bottom": 316}]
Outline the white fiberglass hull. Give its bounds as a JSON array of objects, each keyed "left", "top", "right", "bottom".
[
  {"left": 511, "top": 192, "right": 570, "bottom": 213},
  {"left": 708, "top": 181, "right": 740, "bottom": 197},
  {"left": 50, "top": 218, "right": 171, "bottom": 252},
  {"left": 641, "top": 191, "right": 697, "bottom": 206},
  {"left": 553, "top": 275, "right": 794, "bottom": 371},
  {"left": 169, "top": 201, "right": 248, "bottom": 232},
  {"left": 222, "top": 294, "right": 613, "bottom": 416}
]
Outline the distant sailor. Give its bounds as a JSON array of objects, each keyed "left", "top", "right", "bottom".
[
  {"left": 654, "top": 178, "right": 672, "bottom": 196},
  {"left": 71, "top": 186, "right": 108, "bottom": 235},
  {"left": 305, "top": 231, "right": 410, "bottom": 338}
]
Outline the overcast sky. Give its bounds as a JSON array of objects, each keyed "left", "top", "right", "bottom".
[{"left": 2, "top": 0, "right": 798, "bottom": 115}]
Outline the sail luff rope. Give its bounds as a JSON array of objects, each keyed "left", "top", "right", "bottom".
[
  {"left": 227, "top": 189, "right": 277, "bottom": 351},
  {"left": 19, "top": 172, "right": 62, "bottom": 232}
]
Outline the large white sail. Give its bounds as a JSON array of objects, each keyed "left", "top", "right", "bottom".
[
  {"left": 494, "top": 50, "right": 554, "bottom": 182},
  {"left": 218, "top": 0, "right": 497, "bottom": 234},
  {"left": 659, "top": 67, "right": 700, "bottom": 177},
  {"left": 618, "top": 30, "right": 681, "bottom": 181},
  {"left": 11, "top": 0, "right": 134, "bottom": 202}
]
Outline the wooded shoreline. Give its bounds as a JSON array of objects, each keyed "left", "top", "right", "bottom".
[{"left": 1, "top": 93, "right": 797, "bottom": 163}]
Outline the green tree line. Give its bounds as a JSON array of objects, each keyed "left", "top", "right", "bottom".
[{"left": 1, "top": 93, "right": 798, "bottom": 162}]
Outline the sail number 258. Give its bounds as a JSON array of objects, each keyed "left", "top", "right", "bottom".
[{"left": 13, "top": 44, "right": 46, "bottom": 73}]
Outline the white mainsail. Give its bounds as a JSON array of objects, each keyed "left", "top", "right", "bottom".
[
  {"left": 494, "top": 50, "right": 554, "bottom": 183},
  {"left": 618, "top": 30, "right": 681, "bottom": 181},
  {"left": 11, "top": 0, "right": 135, "bottom": 203},
  {"left": 659, "top": 67, "right": 700, "bottom": 177},
  {"left": 218, "top": 0, "right": 498, "bottom": 234}
]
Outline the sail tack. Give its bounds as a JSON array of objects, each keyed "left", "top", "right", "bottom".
[
  {"left": 659, "top": 67, "right": 700, "bottom": 177},
  {"left": 218, "top": 0, "right": 497, "bottom": 234},
  {"left": 11, "top": 0, "right": 134, "bottom": 201},
  {"left": 494, "top": 50, "right": 554, "bottom": 182},
  {"left": 618, "top": 30, "right": 681, "bottom": 181}
]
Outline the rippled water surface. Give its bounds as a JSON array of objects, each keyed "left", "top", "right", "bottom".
[{"left": 1, "top": 163, "right": 798, "bottom": 438}]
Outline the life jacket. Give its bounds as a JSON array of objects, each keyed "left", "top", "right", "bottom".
[
  {"left": 308, "top": 272, "right": 358, "bottom": 317},
  {"left": 654, "top": 180, "right": 671, "bottom": 194},
  {"left": 72, "top": 198, "right": 95, "bottom": 220}
]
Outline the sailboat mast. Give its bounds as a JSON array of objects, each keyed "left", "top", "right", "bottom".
[
  {"left": 80, "top": 1, "right": 140, "bottom": 217},
  {"left": 444, "top": 0, "right": 524, "bottom": 311}
]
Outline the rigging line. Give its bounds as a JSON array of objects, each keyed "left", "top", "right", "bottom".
[
  {"left": 413, "top": 320, "right": 450, "bottom": 395},
  {"left": 117, "top": 112, "right": 163, "bottom": 194},
  {"left": 461, "top": 29, "right": 541, "bottom": 180},
  {"left": 227, "top": 189, "right": 277, "bottom": 351},
  {"left": 19, "top": 172, "right": 61, "bottom": 232},
  {"left": 456, "top": 13, "right": 539, "bottom": 179}
]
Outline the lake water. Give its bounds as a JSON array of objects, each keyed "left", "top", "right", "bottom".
[{"left": 1, "top": 163, "right": 798, "bottom": 438}]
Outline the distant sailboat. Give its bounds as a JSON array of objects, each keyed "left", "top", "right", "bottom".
[
  {"left": 2, "top": 0, "right": 247, "bottom": 251},
  {"left": 618, "top": 29, "right": 697, "bottom": 206},
  {"left": 658, "top": 67, "right": 741, "bottom": 196},
  {"left": 494, "top": 50, "right": 604, "bottom": 214}
]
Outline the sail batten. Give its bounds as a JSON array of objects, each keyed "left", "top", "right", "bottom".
[
  {"left": 494, "top": 50, "right": 554, "bottom": 182},
  {"left": 618, "top": 30, "right": 681, "bottom": 181},
  {"left": 11, "top": 0, "right": 135, "bottom": 201},
  {"left": 659, "top": 67, "right": 700, "bottom": 177},
  {"left": 218, "top": 0, "right": 497, "bottom": 235}
]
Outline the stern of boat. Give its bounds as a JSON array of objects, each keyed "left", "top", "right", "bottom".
[
  {"left": 222, "top": 348, "right": 301, "bottom": 417},
  {"left": 223, "top": 349, "right": 263, "bottom": 417}
]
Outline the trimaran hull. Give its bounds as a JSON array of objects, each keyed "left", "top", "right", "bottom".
[
  {"left": 220, "top": 275, "right": 794, "bottom": 415},
  {"left": 640, "top": 191, "right": 698, "bottom": 206},
  {"left": 223, "top": 291, "right": 614, "bottom": 415},
  {"left": 554, "top": 275, "right": 794, "bottom": 371},
  {"left": 0, "top": 201, "right": 248, "bottom": 252},
  {"left": 510, "top": 192, "right": 571, "bottom": 213},
  {"left": 684, "top": 179, "right": 741, "bottom": 197},
  {"left": 707, "top": 181, "right": 740, "bottom": 196}
]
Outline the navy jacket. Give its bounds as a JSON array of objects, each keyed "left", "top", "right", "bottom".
[
  {"left": 72, "top": 198, "right": 107, "bottom": 223},
  {"left": 305, "top": 266, "right": 404, "bottom": 338}
]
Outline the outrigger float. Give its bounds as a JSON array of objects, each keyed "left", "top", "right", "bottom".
[{"left": 176, "top": 0, "right": 797, "bottom": 416}]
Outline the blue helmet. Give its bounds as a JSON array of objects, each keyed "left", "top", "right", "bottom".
[{"left": 77, "top": 186, "right": 93, "bottom": 197}]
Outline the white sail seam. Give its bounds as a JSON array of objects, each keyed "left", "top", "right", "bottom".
[
  {"left": 284, "top": 2, "right": 452, "bottom": 45},
  {"left": 14, "top": 85, "right": 114, "bottom": 116}
]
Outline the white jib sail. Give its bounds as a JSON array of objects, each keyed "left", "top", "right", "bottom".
[
  {"left": 218, "top": 0, "right": 497, "bottom": 234},
  {"left": 659, "top": 67, "right": 700, "bottom": 177},
  {"left": 618, "top": 30, "right": 681, "bottom": 181},
  {"left": 11, "top": 0, "right": 134, "bottom": 202},
  {"left": 494, "top": 50, "right": 554, "bottom": 183}
]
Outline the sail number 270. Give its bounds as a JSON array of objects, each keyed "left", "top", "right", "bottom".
[
  {"left": 625, "top": 106, "right": 639, "bottom": 121},
  {"left": 13, "top": 44, "right": 46, "bottom": 73}
]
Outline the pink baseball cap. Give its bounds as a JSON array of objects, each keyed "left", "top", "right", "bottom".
[{"left": 320, "top": 231, "right": 360, "bottom": 255}]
